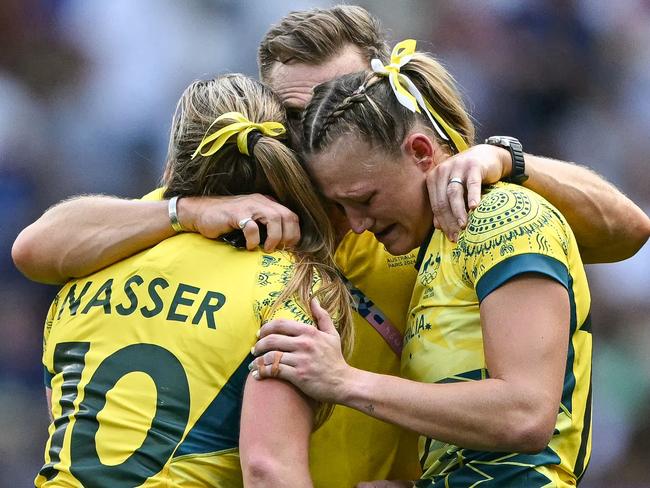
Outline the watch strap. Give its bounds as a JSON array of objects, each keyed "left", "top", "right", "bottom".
[{"left": 485, "top": 136, "right": 528, "bottom": 185}]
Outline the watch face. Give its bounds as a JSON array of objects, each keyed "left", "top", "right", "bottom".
[
  {"left": 487, "top": 136, "right": 517, "bottom": 147},
  {"left": 485, "top": 136, "right": 526, "bottom": 183}
]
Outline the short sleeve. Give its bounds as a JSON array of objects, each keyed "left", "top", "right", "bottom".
[
  {"left": 140, "top": 187, "right": 166, "bottom": 201},
  {"left": 458, "top": 185, "right": 572, "bottom": 302},
  {"left": 252, "top": 253, "right": 319, "bottom": 326}
]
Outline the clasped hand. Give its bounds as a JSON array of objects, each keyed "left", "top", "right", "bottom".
[{"left": 249, "top": 298, "right": 350, "bottom": 404}]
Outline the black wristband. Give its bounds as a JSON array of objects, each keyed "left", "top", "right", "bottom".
[{"left": 485, "top": 136, "right": 528, "bottom": 185}]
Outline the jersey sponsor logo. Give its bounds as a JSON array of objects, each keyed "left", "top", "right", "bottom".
[{"left": 57, "top": 275, "right": 226, "bottom": 328}]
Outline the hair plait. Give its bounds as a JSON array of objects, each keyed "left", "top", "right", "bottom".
[{"left": 313, "top": 91, "right": 367, "bottom": 148}]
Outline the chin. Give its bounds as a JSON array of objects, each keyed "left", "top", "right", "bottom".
[{"left": 384, "top": 239, "right": 418, "bottom": 256}]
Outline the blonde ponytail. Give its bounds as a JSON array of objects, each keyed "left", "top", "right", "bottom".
[
  {"left": 253, "top": 135, "right": 353, "bottom": 429},
  {"left": 162, "top": 75, "right": 353, "bottom": 429}
]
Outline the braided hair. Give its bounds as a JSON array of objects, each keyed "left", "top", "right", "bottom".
[
  {"left": 301, "top": 52, "right": 475, "bottom": 160},
  {"left": 307, "top": 84, "right": 369, "bottom": 150}
]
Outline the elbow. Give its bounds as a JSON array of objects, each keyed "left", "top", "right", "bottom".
[
  {"left": 242, "top": 456, "right": 276, "bottom": 487},
  {"left": 634, "top": 215, "right": 650, "bottom": 256},
  {"left": 499, "top": 408, "right": 556, "bottom": 453},
  {"left": 590, "top": 208, "right": 650, "bottom": 263},
  {"left": 12, "top": 227, "right": 65, "bottom": 284},
  {"left": 612, "top": 213, "right": 650, "bottom": 262},
  {"left": 242, "top": 454, "right": 308, "bottom": 488},
  {"left": 508, "top": 420, "right": 555, "bottom": 453},
  {"left": 609, "top": 223, "right": 650, "bottom": 263},
  {"left": 576, "top": 198, "right": 650, "bottom": 264},
  {"left": 12, "top": 228, "right": 37, "bottom": 279}
]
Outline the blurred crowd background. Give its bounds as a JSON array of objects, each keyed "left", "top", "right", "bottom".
[{"left": 1, "top": 0, "right": 648, "bottom": 486}]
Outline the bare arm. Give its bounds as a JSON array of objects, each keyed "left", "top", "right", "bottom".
[
  {"left": 427, "top": 144, "right": 650, "bottom": 263},
  {"left": 253, "top": 278, "right": 569, "bottom": 452},
  {"left": 12, "top": 193, "right": 301, "bottom": 284},
  {"left": 522, "top": 154, "right": 649, "bottom": 263},
  {"left": 12, "top": 195, "right": 175, "bottom": 284},
  {"left": 239, "top": 375, "right": 314, "bottom": 488}
]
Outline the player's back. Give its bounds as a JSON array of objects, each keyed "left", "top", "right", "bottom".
[{"left": 36, "top": 233, "right": 305, "bottom": 487}]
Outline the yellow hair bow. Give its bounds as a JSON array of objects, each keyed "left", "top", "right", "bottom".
[
  {"left": 192, "top": 111, "right": 286, "bottom": 158},
  {"left": 370, "top": 39, "right": 467, "bottom": 152}
]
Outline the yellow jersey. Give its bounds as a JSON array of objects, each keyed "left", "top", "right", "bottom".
[
  {"left": 310, "top": 230, "right": 421, "bottom": 486},
  {"left": 36, "top": 233, "right": 316, "bottom": 487},
  {"left": 123, "top": 189, "right": 423, "bottom": 486},
  {"left": 404, "top": 183, "right": 592, "bottom": 487}
]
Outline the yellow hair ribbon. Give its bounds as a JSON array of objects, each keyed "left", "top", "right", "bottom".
[
  {"left": 423, "top": 99, "right": 468, "bottom": 152},
  {"left": 370, "top": 39, "right": 467, "bottom": 153},
  {"left": 192, "top": 111, "right": 286, "bottom": 158}
]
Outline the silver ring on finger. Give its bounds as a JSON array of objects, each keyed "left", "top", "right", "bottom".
[
  {"left": 238, "top": 217, "right": 254, "bottom": 230},
  {"left": 448, "top": 177, "right": 464, "bottom": 186}
]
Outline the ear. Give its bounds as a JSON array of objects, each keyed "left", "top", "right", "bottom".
[{"left": 402, "top": 133, "right": 434, "bottom": 173}]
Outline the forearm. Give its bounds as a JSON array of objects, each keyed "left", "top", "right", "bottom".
[
  {"left": 12, "top": 195, "right": 174, "bottom": 284},
  {"left": 338, "top": 368, "right": 551, "bottom": 453},
  {"left": 338, "top": 279, "right": 565, "bottom": 453},
  {"left": 520, "top": 155, "right": 650, "bottom": 263}
]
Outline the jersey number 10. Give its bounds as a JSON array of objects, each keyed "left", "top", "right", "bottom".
[{"left": 40, "top": 341, "right": 190, "bottom": 486}]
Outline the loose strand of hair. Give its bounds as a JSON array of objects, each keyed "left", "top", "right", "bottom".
[{"left": 253, "top": 138, "right": 353, "bottom": 358}]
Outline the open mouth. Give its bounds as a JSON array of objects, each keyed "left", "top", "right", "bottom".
[{"left": 373, "top": 223, "right": 397, "bottom": 241}]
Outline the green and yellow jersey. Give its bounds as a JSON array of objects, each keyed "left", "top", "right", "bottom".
[
  {"left": 36, "top": 233, "right": 315, "bottom": 487},
  {"left": 310, "top": 230, "right": 421, "bottom": 486},
  {"left": 144, "top": 188, "right": 423, "bottom": 486},
  {"left": 404, "top": 183, "right": 592, "bottom": 487}
]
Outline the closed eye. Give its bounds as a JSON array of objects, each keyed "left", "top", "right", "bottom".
[{"left": 355, "top": 193, "right": 374, "bottom": 206}]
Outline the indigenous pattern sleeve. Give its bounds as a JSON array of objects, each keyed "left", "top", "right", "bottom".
[
  {"left": 457, "top": 182, "right": 573, "bottom": 299},
  {"left": 403, "top": 183, "right": 592, "bottom": 487}
]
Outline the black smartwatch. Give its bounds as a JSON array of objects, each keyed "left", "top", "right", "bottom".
[{"left": 485, "top": 136, "right": 528, "bottom": 185}]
